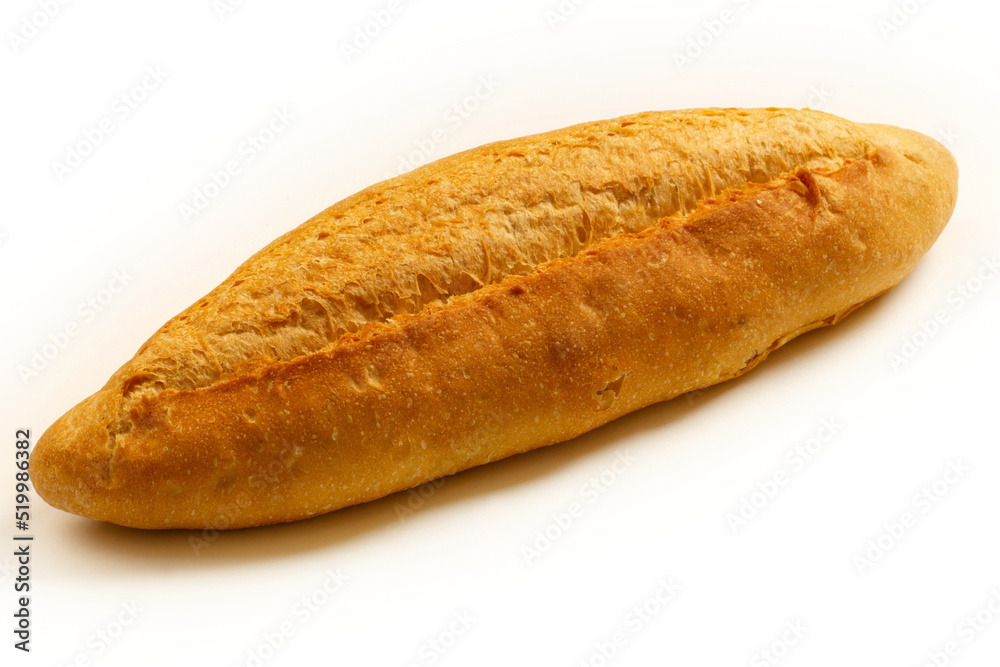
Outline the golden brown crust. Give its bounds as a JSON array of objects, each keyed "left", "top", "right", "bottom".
[
  {"left": 111, "top": 108, "right": 880, "bottom": 402},
  {"left": 32, "top": 108, "right": 958, "bottom": 528}
]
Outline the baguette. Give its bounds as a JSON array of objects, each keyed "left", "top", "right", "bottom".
[{"left": 33, "top": 108, "right": 958, "bottom": 529}]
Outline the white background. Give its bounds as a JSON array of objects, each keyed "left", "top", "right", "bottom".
[{"left": 2, "top": 0, "right": 998, "bottom": 665}]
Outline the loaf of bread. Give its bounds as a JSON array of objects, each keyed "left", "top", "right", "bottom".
[{"left": 33, "top": 108, "right": 958, "bottom": 529}]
